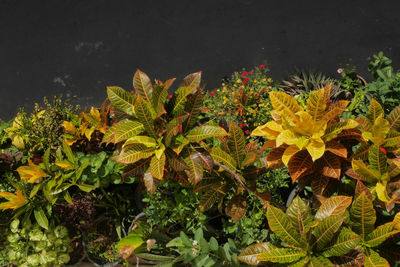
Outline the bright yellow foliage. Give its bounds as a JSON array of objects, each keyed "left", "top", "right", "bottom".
[
  {"left": 252, "top": 84, "right": 357, "bottom": 163},
  {"left": 0, "top": 190, "right": 26, "bottom": 210},
  {"left": 16, "top": 159, "right": 46, "bottom": 183}
]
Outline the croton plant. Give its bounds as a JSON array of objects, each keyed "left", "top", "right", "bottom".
[
  {"left": 103, "top": 70, "right": 228, "bottom": 193},
  {"left": 252, "top": 84, "right": 362, "bottom": 195}
]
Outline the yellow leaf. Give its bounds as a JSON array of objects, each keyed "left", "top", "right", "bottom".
[
  {"left": 12, "top": 135, "right": 25, "bottom": 150},
  {"left": 0, "top": 190, "right": 27, "bottom": 210},
  {"left": 282, "top": 145, "right": 300, "bottom": 166},
  {"left": 376, "top": 182, "right": 391, "bottom": 202},
  {"left": 251, "top": 123, "right": 281, "bottom": 139},
  {"left": 370, "top": 117, "right": 390, "bottom": 145},
  {"left": 90, "top": 107, "right": 101, "bottom": 119},
  {"left": 55, "top": 160, "right": 75, "bottom": 170},
  {"left": 17, "top": 159, "right": 46, "bottom": 183},
  {"left": 393, "top": 213, "right": 400, "bottom": 230},
  {"left": 62, "top": 121, "right": 77, "bottom": 134},
  {"left": 306, "top": 138, "right": 325, "bottom": 161},
  {"left": 269, "top": 91, "right": 303, "bottom": 122},
  {"left": 276, "top": 130, "right": 299, "bottom": 147},
  {"left": 84, "top": 127, "right": 95, "bottom": 140}
]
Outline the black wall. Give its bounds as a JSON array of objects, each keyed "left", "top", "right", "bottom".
[{"left": 1, "top": 0, "right": 400, "bottom": 120}]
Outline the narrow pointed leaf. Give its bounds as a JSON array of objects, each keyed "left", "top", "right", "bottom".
[
  {"left": 135, "top": 97, "right": 157, "bottom": 138},
  {"left": 34, "top": 208, "right": 49, "bottom": 230},
  {"left": 103, "top": 119, "right": 144, "bottom": 144},
  {"left": 210, "top": 147, "right": 237, "bottom": 171},
  {"left": 151, "top": 84, "right": 169, "bottom": 116},
  {"left": 365, "top": 222, "right": 399, "bottom": 247},
  {"left": 368, "top": 144, "right": 388, "bottom": 174},
  {"left": 388, "top": 105, "right": 400, "bottom": 130},
  {"left": 117, "top": 144, "right": 154, "bottom": 164},
  {"left": 228, "top": 123, "right": 246, "bottom": 167},
  {"left": 367, "top": 98, "right": 384, "bottom": 123},
  {"left": 183, "top": 90, "right": 203, "bottom": 133}
]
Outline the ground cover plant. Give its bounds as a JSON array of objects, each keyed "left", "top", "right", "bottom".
[{"left": 0, "top": 51, "right": 399, "bottom": 266}]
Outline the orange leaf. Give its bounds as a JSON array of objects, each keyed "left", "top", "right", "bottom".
[
  {"left": 16, "top": 159, "right": 46, "bottom": 183},
  {"left": 288, "top": 150, "right": 314, "bottom": 182},
  {"left": 0, "top": 190, "right": 27, "bottom": 210},
  {"left": 317, "top": 152, "right": 341, "bottom": 179},
  {"left": 326, "top": 140, "right": 347, "bottom": 158}
]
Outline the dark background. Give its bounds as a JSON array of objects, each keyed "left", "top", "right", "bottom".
[{"left": 1, "top": 0, "right": 400, "bottom": 120}]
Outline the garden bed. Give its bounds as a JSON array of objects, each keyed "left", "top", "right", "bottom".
[{"left": 0, "top": 52, "right": 399, "bottom": 266}]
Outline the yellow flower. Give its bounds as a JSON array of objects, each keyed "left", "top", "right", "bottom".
[
  {"left": 253, "top": 80, "right": 257, "bottom": 83},
  {"left": 0, "top": 190, "right": 26, "bottom": 210},
  {"left": 236, "top": 79, "right": 241, "bottom": 83},
  {"left": 262, "top": 78, "right": 266, "bottom": 82},
  {"left": 267, "top": 78, "right": 272, "bottom": 82},
  {"left": 17, "top": 159, "right": 46, "bottom": 183}
]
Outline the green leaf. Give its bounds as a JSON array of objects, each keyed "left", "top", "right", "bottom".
[
  {"left": 34, "top": 208, "right": 49, "bottom": 230},
  {"left": 309, "top": 256, "right": 334, "bottom": 267},
  {"left": 62, "top": 140, "right": 75, "bottom": 165},
  {"left": 312, "top": 215, "right": 344, "bottom": 251},
  {"left": 210, "top": 147, "right": 237, "bottom": 172},
  {"left": 367, "top": 98, "right": 384, "bottom": 123},
  {"left": 123, "top": 136, "right": 157, "bottom": 148},
  {"left": 135, "top": 253, "right": 174, "bottom": 262},
  {"left": 350, "top": 192, "right": 376, "bottom": 238},
  {"left": 368, "top": 144, "right": 388, "bottom": 174},
  {"left": 150, "top": 153, "right": 166, "bottom": 180},
  {"left": 267, "top": 205, "right": 307, "bottom": 249},
  {"left": 238, "top": 242, "right": 273, "bottom": 266},
  {"left": 117, "top": 234, "right": 144, "bottom": 259},
  {"left": 182, "top": 90, "right": 203, "bottom": 133},
  {"left": 209, "top": 237, "right": 218, "bottom": 252},
  {"left": 151, "top": 84, "right": 169, "bottom": 116},
  {"left": 364, "top": 248, "right": 389, "bottom": 267},
  {"left": 43, "top": 148, "right": 50, "bottom": 172},
  {"left": 103, "top": 119, "right": 144, "bottom": 144},
  {"left": 107, "top": 86, "right": 135, "bottom": 115},
  {"left": 198, "top": 181, "right": 227, "bottom": 212},
  {"left": 77, "top": 184, "right": 96, "bottom": 192},
  {"left": 135, "top": 97, "right": 157, "bottom": 138},
  {"left": 257, "top": 247, "right": 305, "bottom": 264},
  {"left": 186, "top": 125, "right": 228, "bottom": 142},
  {"left": 315, "top": 196, "right": 352, "bottom": 221},
  {"left": 322, "top": 228, "right": 360, "bottom": 257},
  {"left": 228, "top": 123, "right": 246, "bottom": 167},
  {"left": 116, "top": 144, "right": 154, "bottom": 164},
  {"left": 133, "top": 69, "right": 153, "bottom": 104},
  {"left": 64, "top": 191, "right": 73, "bottom": 204},
  {"left": 171, "top": 86, "right": 194, "bottom": 114},
  {"left": 365, "top": 222, "right": 399, "bottom": 247},
  {"left": 352, "top": 159, "right": 381, "bottom": 183},
  {"left": 286, "top": 196, "right": 312, "bottom": 236}
]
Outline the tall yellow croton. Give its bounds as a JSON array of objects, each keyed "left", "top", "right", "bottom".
[{"left": 252, "top": 84, "right": 359, "bottom": 182}]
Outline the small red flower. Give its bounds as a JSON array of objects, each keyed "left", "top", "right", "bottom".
[
  {"left": 239, "top": 123, "right": 244, "bottom": 127},
  {"left": 245, "top": 130, "right": 250, "bottom": 135},
  {"left": 168, "top": 94, "right": 173, "bottom": 99},
  {"left": 241, "top": 71, "right": 248, "bottom": 77},
  {"left": 259, "top": 65, "right": 264, "bottom": 69},
  {"left": 249, "top": 70, "right": 254, "bottom": 74},
  {"left": 210, "top": 92, "right": 214, "bottom": 96},
  {"left": 243, "top": 77, "right": 249, "bottom": 84},
  {"left": 380, "top": 147, "right": 387, "bottom": 155},
  {"left": 214, "top": 89, "right": 218, "bottom": 92},
  {"left": 130, "top": 90, "right": 134, "bottom": 94}
]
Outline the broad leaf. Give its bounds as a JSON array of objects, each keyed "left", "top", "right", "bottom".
[
  {"left": 210, "top": 147, "right": 237, "bottom": 171},
  {"left": 107, "top": 86, "right": 135, "bottom": 115},
  {"left": 267, "top": 145, "right": 286, "bottom": 169},
  {"left": 228, "top": 123, "right": 246, "bottom": 167},
  {"left": 150, "top": 153, "right": 166, "bottom": 180},
  {"left": 355, "top": 180, "right": 373, "bottom": 201},
  {"left": 122, "top": 158, "right": 151, "bottom": 179},
  {"left": 238, "top": 242, "right": 273, "bottom": 266},
  {"left": 330, "top": 247, "right": 365, "bottom": 267},
  {"left": 315, "top": 196, "right": 352, "bottom": 221},
  {"left": 307, "top": 88, "right": 327, "bottom": 122},
  {"left": 368, "top": 144, "right": 388, "bottom": 174},
  {"left": 350, "top": 192, "right": 376, "bottom": 238},
  {"left": 352, "top": 160, "right": 381, "bottom": 183},
  {"left": 309, "top": 256, "right": 334, "bottom": 267},
  {"left": 117, "top": 144, "right": 154, "bottom": 164},
  {"left": 312, "top": 215, "right": 344, "bottom": 251},
  {"left": 364, "top": 248, "right": 389, "bottom": 267},
  {"left": 103, "top": 119, "right": 144, "bottom": 144},
  {"left": 151, "top": 84, "right": 169, "bottom": 116},
  {"left": 117, "top": 233, "right": 144, "bottom": 259},
  {"left": 257, "top": 247, "right": 306, "bottom": 264},
  {"left": 182, "top": 90, "right": 203, "bottom": 133},
  {"left": 0, "top": 190, "right": 26, "bottom": 211},
  {"left": 198, "top": 182, "right": 227, "bottom": 212},
  {"left": 166, "top": 149, "right": 189, "bottom": 171},
  {"left": 267, "top": 205, "right": 307, "bottom": 249},
  {"left": 317, "top": 152, "right": 341, "bottom": 179},
  {"left": 365, "top": 222, "right": 399, "bottom": 247},
  {"left": 388, "top": 105, "right": 400, "bottom": 130},
  {"left": 352, "top": 142, "right": 371, "bottom": 161},
  {"left": 171, "top": 86, "right": 194, "bottom": 114},
  {"left": 269, "top": 91, "right": 303, "bottom": 121},
  {"left": 311, "top": 175, "right": 331, "bottom": 197},
  {"left": 180, "top": 71, "right": 201, "bottom": 88},
  {"left": 133, "top": 69, "right": 153, "bottom": 104},
  {"left": 143, "top": 171, "right": 157, "bottom": 195},
  {"left": 184, "top": 151, "right": 204, "bottom": 184},
  {"left": 288, "top": 150, "right": 313, "bottom": 182},
  {"left": 225, "top": 194, "right": 247, "bottom": 222},
  {"left": 326, "top": 140, "right": 347, "bottom": 158},
  {"left": 17, "top": 159, "right": 46, "bottom": 183},
  {"left": 124, "top": 136, "right": 157, "bottom": 148},
  {"left": 322, "top": 228, "right": 360, "bottom": 257},
  {"left": 135, "top": 97, "right": 157, "bottom": 138},
  {"left": 286, "top": 196, "right": 312, "bottom": 236},
  {"left": 186, "top": 125, "right": 228, "bottom": 142},
  {"left": 367, "top": 98, "right": 384, "bottom": 123}
]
